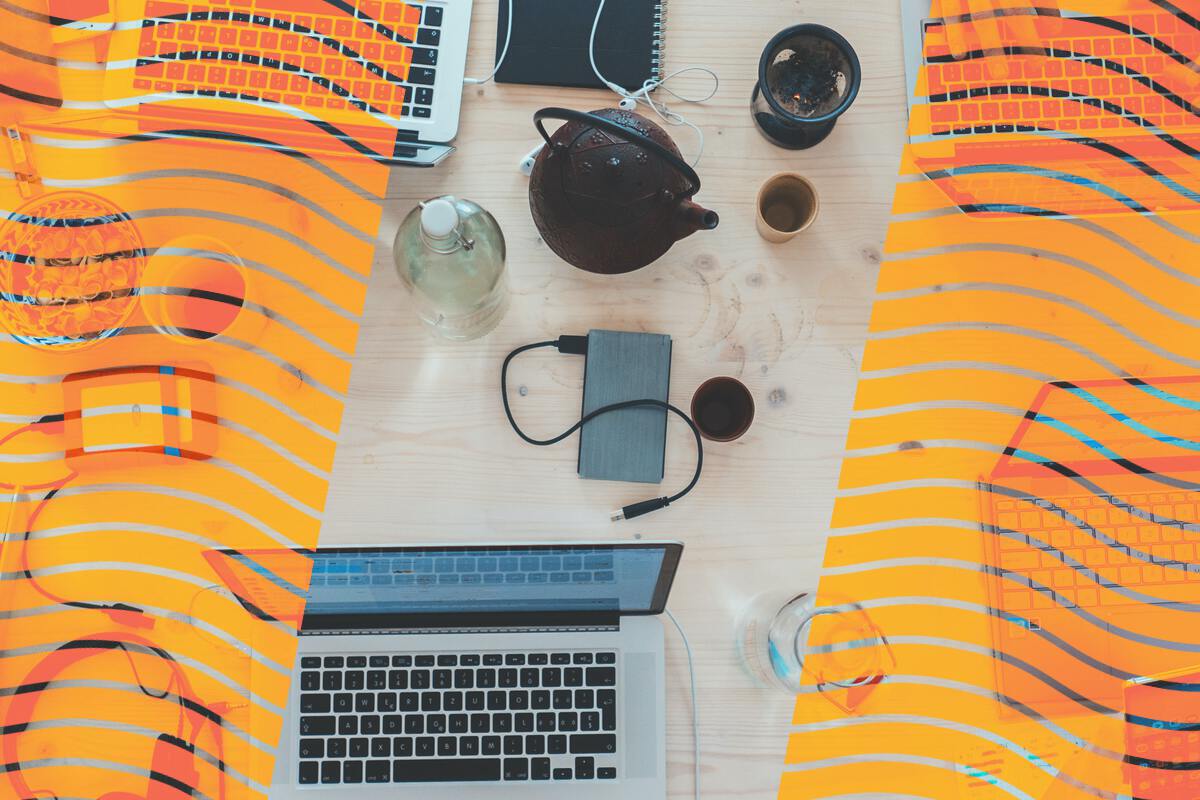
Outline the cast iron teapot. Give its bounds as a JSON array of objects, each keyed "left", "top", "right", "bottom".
[{"left": 528, "top": 107, "right": 719, "bottom": 275}]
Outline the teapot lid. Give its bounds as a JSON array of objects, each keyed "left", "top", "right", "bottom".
[{"left": 534, "top": 107, "right": 702, "bottom": 199}]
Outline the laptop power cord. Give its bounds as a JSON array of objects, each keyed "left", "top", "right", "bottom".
[
  {"left": 666, "top": 608, "right": 702, "bottom": 800},
  {"left": 501, "top": 336, "right": 704, "bottom": 521}
]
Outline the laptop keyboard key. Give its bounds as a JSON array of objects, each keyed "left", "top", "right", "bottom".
[
  {"left": 393, "top": 758, "right": 503, "bottom": 782},
  {"left": 301, "top": 671, "right": 320, "bottom": 691},
  {"left": 399, "top": 693, "right": 418, "bottom": 712},
  {"left": 427, "top": 715, "right": 447, "bottom": 734},
  {"left": 438, "top": 736, "right": 457, "bottom": 757},
  {"left": 503, "top": 757, "right": 529, "bottom": 781},
  {"left": 320, "top": 761, "right": 341, "bottom": 784},
  {"left": 378, "top": 693, "right": 397, "bottom": 712},
  {"left": 328, "top": 738, "right": 347, "bottom": 758},
  {"left": 558, "top": 712, "right": 578, "bottom": 732},
  {"left": 551, "top": 653, "right": 571, "bottom": 665},
  {"left": 548, "top": 735, "right": 567, "bottom": 754},
  {"left": 493, "top": 714, "right": 513, "bottom": 733},
  {"left": 586, "top": 667, "right": 616, "bottom": 686},
  {"left": 484, "top": 654, "right": 503, "bottom": 666},
  {"left": 299, "top": 738, "right": 323, "bottom": 759},
  {"left": 575, "top": 757, "right": 594, "bottom": 780},
  {"left": 389, "top": 670, "right": 408, "bottom": 690},
  {"left": 536, "top": 712, "right": 555, "bottom": 732},
  {"left": 392, "top": 655, "right": 412, "bottom": 667},
  {"left": 423, "top": 5, "right": 442, "bottom": 26},
  {"left": 417, "top": 27, "right": 440, "bottom": 45},
  {"left": 347, "top": 656, "right": 367, "bottom": 668},
  {"left": 482, "top": 736, "right": 501, "bottom": 755},
  {"left": 570, "top": 734, "right": 617, "bottom": 754},
  {"left": 409, "top": 67, "right": 436, "bottom": 85},
  {"left": 333, "top": 693, "right": 353, "bottom": 713},
  {"left": 433, "top": 670, "right": 452, "bottom": 689},
  {"left": 415, "top": 655, "right": 435, "bottom": 667},
  {"left": 322, "top": 672, "right": 342, "bottom": 691},
  {"left": 300, "top": 694, "right": 330, "bottom": 713},
  {"left": 416, "top": 737, "right": 435, "bottom": 757},
  {"left": 343, "top": 760, "right": 363, "bottom": 784},
  {"left": 300, "top": 716, "right": 335, "bottom": 736},
  {"left": 337, "top": 716, "right": 357, "bottom": 736},
  {"left": 350, "top": 737, "right": 369, "bottom": 758},
  {"left": 368, "top": 670, "right": 386, "bottom": 690},
  {"left": 532, "top": 691, "right": 550, "bottom": 710},
  {"left": 369, "top": 655, "right": 389, "bottom": 667},
  {"left": 393, "top": 736, "right": 413, "bottom": 757},
  {"left": 449, "top": 714, "right": 469, "bottom": 733},
  {"left": 324, "top": 656, "right": 345, "bottom": 668},
  {"left": 598, "top": 767, "right": 616, "bottom": 780},
  {"left": 553, "top": 767, "right": 572, "bottom": 780},
  {"left": 461, "top": 736, "right": 480, "bottom": 756},
  {"left": 564, "top": 668, "right": 583, "bottom": 687},
  {"left": 299, "top": 762, "right": 318, "bottom": 784},
  {"left": 371, "top": 738, "right": 390, "bottom": 757},
  {"left": 596, "top": 652, "right": 616, "bottom": 664},
  {"left": 365, "top": 760, "right": 390, "bottom": 783},
  {"left": 504, "top": 735, "right": 523, "bottom": 755},
  {"left": 515, "top": 713, "right": 534, "bottom": 732},
  {"left": 301, "top": 657, "right": 321, "bottom": 669},
  {"left": 581, "top": 712, "right": 600, "bottom": 731}
]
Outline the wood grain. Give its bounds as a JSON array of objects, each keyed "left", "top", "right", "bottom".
[{"left": 320, "top": 1, "right": 907, "bottom": 796}]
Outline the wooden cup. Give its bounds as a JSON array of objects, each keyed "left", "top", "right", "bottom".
[{"left": 756, "top": 173, "right": 820, "bottom": 243}]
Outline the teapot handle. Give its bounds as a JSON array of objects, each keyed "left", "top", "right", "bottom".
[{"left": 533, "top": 107, "right": 701, "bottom": 197}]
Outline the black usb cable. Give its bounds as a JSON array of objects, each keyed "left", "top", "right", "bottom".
[{"left": 501, "top": 336, "right": 703, "bottom": 521}]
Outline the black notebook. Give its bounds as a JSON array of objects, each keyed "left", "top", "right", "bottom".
[{"left": 495, "top": 0, "right": 664, "bottom": 92}]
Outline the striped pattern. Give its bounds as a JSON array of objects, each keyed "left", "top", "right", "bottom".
[
  {"left": 0, "top": 3, "right": 391, "bottom": 797},
  {"left": 782, "top": 2, "right": 1200, "bottom": 798}
]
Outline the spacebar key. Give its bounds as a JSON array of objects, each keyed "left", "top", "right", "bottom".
[{"left": 392, "top": 759, "right": 502, "bottom": 782}]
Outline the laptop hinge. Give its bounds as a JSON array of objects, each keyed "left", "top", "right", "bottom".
[{"left": 302, "top": 622, "right": 621, "bottom": 637}]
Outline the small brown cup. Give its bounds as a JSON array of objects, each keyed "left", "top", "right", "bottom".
[
  {"left": 756, "top": 173, "right": 819, "bottom": 243},
  {"left": 691, "top": 377, "right": 755, "bottom": 442}
]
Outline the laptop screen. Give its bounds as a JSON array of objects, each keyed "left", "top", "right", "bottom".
[{"left": 209, "top": 543, "right": 683, "bottom": 629}]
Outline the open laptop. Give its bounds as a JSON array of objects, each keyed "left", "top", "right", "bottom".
[
  {"left": 59, "top": 0, "right": 471, "bottom": 165},
  {"left": 210, "top": 541, "right": 681, "bottom": 796},
  {"left": 899, "top": 1, "right": 1200, "bottom": 216},
  {"left": 979, "top": 377, "right": 1200, "bottom": 717}
]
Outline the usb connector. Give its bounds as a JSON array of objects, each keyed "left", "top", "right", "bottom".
[
  {"left": 612, "top": 497, "right": 671, "bottom": 522},
  {"left": 555, "top": 335, "right": 589, "bottom": 356}
]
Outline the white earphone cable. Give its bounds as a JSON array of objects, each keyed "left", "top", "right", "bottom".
[
  {"left": 587, "top": 0, "right": 717, "bottom": 167},
  {"left": 665, "top": 608, "right": 701, "bottom": 800},
  {"left": 463, "top": 0, "right": 514, "bottom": 85}
]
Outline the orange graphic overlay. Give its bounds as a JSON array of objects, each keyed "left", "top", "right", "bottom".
[
  {"left": 0, "top": 0, "right": 396, "bottom": 796},
  {"left": 783, "top": 2, "right": 1200, "bottom": 799}
]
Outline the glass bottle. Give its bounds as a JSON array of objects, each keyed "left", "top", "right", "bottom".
[{"left": 393, "top": 196, "right": 508, "bottom": 341}]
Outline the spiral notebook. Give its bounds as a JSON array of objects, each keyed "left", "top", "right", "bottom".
[{"left": 494, "top": 0, "right": 664, "bottom": 92}]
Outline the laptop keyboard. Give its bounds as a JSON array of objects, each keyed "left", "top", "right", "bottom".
[
  {"left": 922, "top": 11, "right": 1200, "bottom": 137},
  {"left": 308, "top": 550, "right": 619, "bottom": 588},
  {"left": 297, "top": 651, "right": 620, "bottom": 784},
  {"left": 993, "top": 492, "right": 1200, "bottom": 611},
  {"left": 134, "top": 0, "right": 441, "bottom": 122}
]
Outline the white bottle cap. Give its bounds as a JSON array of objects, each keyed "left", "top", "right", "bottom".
[{"left": 421, "top": 199, "right": 460, "bottom": 239}]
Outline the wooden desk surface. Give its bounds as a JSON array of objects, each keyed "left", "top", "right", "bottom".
[{"left": 320, "top": 2, "right": 908, "bottom": 796}]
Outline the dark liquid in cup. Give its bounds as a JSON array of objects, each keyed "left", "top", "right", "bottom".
[{"left": 692, "top": 378, "right": 755, "bottom": 441}]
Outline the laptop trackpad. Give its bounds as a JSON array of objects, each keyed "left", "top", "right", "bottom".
[{"left": 623, "top": 653, "right": 657, "bottom": 779}]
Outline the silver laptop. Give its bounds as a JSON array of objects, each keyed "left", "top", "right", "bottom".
[
  {"left": 222, "top": 541, "right": 681, "bottom": 797},
  {"left": 77, "top": 0, "right": 472, "bottom": 166}
]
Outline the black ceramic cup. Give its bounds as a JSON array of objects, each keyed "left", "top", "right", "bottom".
[{"left": 691, "top": 377, "right": 755, "bottom": 442}]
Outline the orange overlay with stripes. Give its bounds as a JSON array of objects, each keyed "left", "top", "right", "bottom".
[
  {"left": 784, "top": 2, "right": 1200, "bottom": 799},
  {"left": 0, "top": 0, "right": 401, "bottom": 796}
]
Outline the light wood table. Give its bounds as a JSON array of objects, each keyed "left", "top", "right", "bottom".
[{"left": 320, "top": 2, "right": 908, "bottom": 796}]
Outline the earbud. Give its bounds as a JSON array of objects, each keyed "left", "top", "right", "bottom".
[
  {"left": 518, "top": 143, "right": 544, "bottom": 177},
  {"left": 618, "top": 97, "right": 637, "bottom": 111}
]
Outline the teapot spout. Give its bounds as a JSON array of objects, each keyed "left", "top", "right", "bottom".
[{"left": 676, "top": 201, "right": 720, "bottom": 239}]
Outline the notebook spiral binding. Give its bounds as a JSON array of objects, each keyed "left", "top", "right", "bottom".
[{"left": 651, "top": 0, "right": 666, "bottom": 82}]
